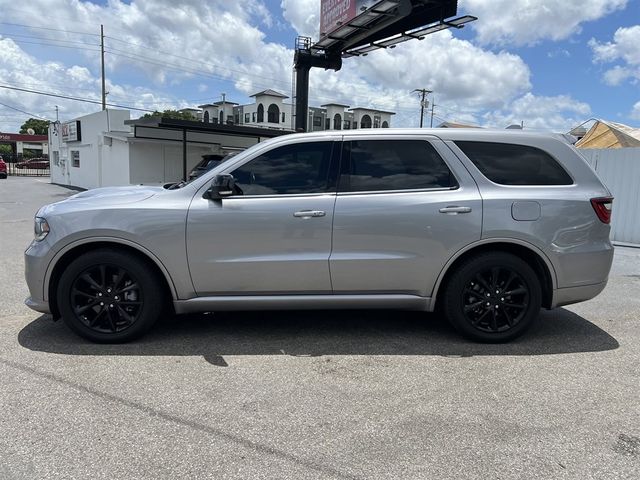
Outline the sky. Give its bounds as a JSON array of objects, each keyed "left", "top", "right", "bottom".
[{"left": 0, "top": 0, "right": 639, "bottom": 133}]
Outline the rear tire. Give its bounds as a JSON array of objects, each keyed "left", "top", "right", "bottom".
[
  {"left": 443, "top": 252, "right": 542, "bottom": 343},
  {"left": 57, "top": 249, "right": 165, "bottom": 343}
]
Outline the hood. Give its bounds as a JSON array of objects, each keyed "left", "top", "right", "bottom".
[{"left": 65, "top": 186, "right": 163, "bottom": 205}]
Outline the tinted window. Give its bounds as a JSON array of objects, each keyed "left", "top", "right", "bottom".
[
  {"left": 232, "top": 142, "right": 335, "bottom": 195},
  {"left": 455, "top": 141, "right": 573, "bottom": 185},
  {"left": 341, "top": 140, "right": 457, "bottom": 192}
]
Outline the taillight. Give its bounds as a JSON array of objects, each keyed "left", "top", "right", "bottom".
[{"left": 590, "top": 197, "right": 613, "bottom": 224}]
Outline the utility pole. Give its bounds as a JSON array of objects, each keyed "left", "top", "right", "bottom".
[
  {"left": 55, "top": 105, "right": 59, "bottom": 122},
  {"left": 100, "top": 25, "right": 106, "bottom": 111},
  {"left": 413, "top": 88, "right": 431, "bottom": 128},
  {"left": 430, "top": 98, "right": 435, "bottom": 128},
  {"left": 221, "top": 92, "right": 226, "bottom": 124}
]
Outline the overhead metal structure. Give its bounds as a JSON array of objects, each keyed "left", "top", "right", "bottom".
[{"left": 293, "top": 0, "right": 477, "bottom": 131}]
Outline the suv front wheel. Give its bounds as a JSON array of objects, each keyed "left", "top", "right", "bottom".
[
  {"left": 56, "top": 249, "right": 164, "bottom": 343},
  {"left": 443, "top": 252, "right": 542, "bottom": 342}
]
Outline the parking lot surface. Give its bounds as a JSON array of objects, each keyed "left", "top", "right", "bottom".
[{"left": 1, "top": 176, "right": 638, "bottom": 479}]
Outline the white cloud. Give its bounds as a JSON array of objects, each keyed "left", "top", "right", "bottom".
[
  {"left": 590, "top": 25, "right": 640, "bottom": 85},
  {"left": 462, "top": 0, "right": 627, "bottom": 46},
  {"left": 281, "top": 0, "right": 319, "bottom": 39},
  {"left": 631, "top": 101, "right": 640, "bottom": 120},
  {"left": 482, "top": 93, "right": 592, "bottom": 131}
]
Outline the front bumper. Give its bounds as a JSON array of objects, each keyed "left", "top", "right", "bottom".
[{"left": 25, "top": 296, "right": 51, "bottom": 314}]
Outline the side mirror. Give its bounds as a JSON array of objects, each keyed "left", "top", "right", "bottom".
[{"left": 204, "top": 174, "right": 236, "bottom": 200}]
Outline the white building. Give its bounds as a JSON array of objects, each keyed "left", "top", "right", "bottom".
[
  {"left": 196, "top": 89, "right": 395, "bottom": 131},
  {"left": 49, "top": 110, "right": 287, "bottom": 190}
]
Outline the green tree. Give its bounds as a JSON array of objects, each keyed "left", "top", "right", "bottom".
[
  {"left": 19, "top": 118, "right": 51, "bottom": 135},
  {"left": 141, "top": 109, "right": 197, "bottom": 121}
]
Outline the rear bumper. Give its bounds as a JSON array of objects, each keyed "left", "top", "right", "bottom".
[{"left": 551, "top": 280, "right": 608, "bottom": 309}]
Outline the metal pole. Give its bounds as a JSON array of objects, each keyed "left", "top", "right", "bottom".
[
  {"left": 413, "top": 89, "right": 431, "bottom": 128},
  {"left": 182, "top": 128, "right": 187, "bottom": 182},
  {"left": 100, "top": 25, "right": 106, "bottom": 111},
  {"left": 430, "top": 98, "right": 435, "bottom": 128},
  {"left": 294, "top": 64, "right": 310, "bottom": 132}
]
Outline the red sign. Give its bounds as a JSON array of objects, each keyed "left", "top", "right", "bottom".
[
  {"left": 320, "top": 0, "right": 357, "bottom": 37},
  {"left": 0, "top": 133, "right": 48, "bottom": 142}
]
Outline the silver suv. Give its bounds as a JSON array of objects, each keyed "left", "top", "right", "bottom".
[{"left": 25, "top": 129, "right": 614, "bottom": 343}]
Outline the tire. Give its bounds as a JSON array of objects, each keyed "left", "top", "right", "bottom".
[
  {"left": 442, "top": 252, "right": 542, "bottom": 343},
  {"left": 56, "top": 249, "right": 165, "bottom": 343}
]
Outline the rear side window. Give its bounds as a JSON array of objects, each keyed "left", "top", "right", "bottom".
[
  {"left": 455, "top": 141, "right": 573, "bottom": 185},
  {"left": 341, "top": 139, "right": 457, "bottom": 192}
]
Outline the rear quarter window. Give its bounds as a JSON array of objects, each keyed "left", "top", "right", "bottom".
[{"left": 455, "top": 141, "right": 573, "bottom": 186}]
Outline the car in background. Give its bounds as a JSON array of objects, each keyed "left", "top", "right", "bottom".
[
  {"left": 16, "top": 158, "right": 50, "bottom": 170},
  {"left": 188, "top": 153, "right": 237, "bottom": 180},
  {"left": 0, "top": 156, "right": 7, "bottom": 179}
]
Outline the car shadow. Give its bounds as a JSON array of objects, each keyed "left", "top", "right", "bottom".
[{"left": 18, "top": 308, "right": 619, "bottom": 366}]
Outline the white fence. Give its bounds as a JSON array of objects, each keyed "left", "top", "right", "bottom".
[{"left": 579, "top": 148, "right": 640, "bottom": 246}]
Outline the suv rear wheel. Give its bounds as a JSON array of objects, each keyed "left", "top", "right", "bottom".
[
  {"left": 57, "top": 249, "right": 164, "bottom": 343},
  {"left": 443, "top": 252, "right": 542, "bottom": 342}
]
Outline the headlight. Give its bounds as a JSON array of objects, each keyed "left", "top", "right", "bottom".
[{"left": 34, "top": 217, "right": 50, "bottom": 241}]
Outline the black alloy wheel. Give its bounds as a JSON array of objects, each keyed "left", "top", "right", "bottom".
[
  {"left": 70, "top": 264, "right": 143, "bottom": 334},
  {"left": 443, "top": 252, "right": 542, "bottom": 342},
  {"left": 57, "top": 249, "right": 164, "bottom": 343}
]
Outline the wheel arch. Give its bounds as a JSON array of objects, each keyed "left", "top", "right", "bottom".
[
  {"left": 46, "top": 237, "right": 178, "bottom": 318},
  {"left": 430, "top": 239, "right": 557, "bottom": 311}
]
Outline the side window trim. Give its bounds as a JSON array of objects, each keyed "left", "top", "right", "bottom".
[
  {"left": 226, "top": 140, "right": 341, "bottom": 197},
  {"left": 338, "top": 138, "right": 459, "bottom": 194}
]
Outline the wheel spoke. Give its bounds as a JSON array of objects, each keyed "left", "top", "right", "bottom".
[
  {"left": 89, "top": 308, "right": 106, "bottom": 328},
  {"left": 505, "top": 287, "right": 527, "bottom": 296},
  {"left": 504, "top": 271, "right": 517, "bottom": 291},
  {"left": 80, "top": 273, "right": 102, "bottom": 292},
  {"left": 72, "top": 288, "right": 95, "bottom": 300},
  {"left": 74, "top": 303, "right": 95, "bottom": 315},
  {"left": 471, "top": 307, "right": 492, "bottom": 326},
  {"left": 474, "top": 274, "right": 492, "bottom": 293},
  {"left": 116, "top": 305, "right": 134, "bottom": 325},
  {"left": 491, "top": 267, "right": 500, "bottom": 290},
  {"left": 99, "top": 265, "right": 106, "bottom": 289},
  {"left": 503, "top": 302, "right": 526, "bottom": 310},
  {"left": 464, "top": 300, "right": 485, "bottom": 312},
  {"left": 490, "top": 309, "right": 498, "bottom": 331},
  {"left": 503, "top": 308, "right": 513, "bottom": 327},
  {"left": 116, "top": 283, "right": 139, "bottom": 295},
  {"left": 118, "top": 301, "right": 142, "bottom": 306},
  {"left": 106, "top": 308, "right": 117, "bottom": 332},
  {"left": 113, "top": 268, "right": 126, "bottom": 291}
]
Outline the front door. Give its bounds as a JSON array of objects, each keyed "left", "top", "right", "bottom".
[{"left": 187, "top": 139, "right": 339, "bottom": 295}]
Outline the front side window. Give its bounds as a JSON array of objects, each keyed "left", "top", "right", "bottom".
[
  {"left": 231, "top": 142, "right": 336, "bottom": 195},
  {"left": 455, "top": 141, "right": 573, "bottom": 185},
  {"left": 341, "top": 139, "right": 457, "bottom": 192}
]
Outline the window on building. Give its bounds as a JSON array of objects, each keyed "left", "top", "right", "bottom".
[
  {"left": 340, "top": 140, "right": 457, "bottom": 192},
  {"left": 282, "top": 112, "right": 286, "bottom": 123},
  {"left": 219, "top": 111, "right": 224, "bottom": 124},
  {"left": 231, "top": 142, "right": 336, "bottom": 195},
  {"left": 382, "top": 121, "right": 389, "bottom": 128},
  {"left": 353, "top": 122, "right": 358, "bottom": 129},
  {"left": 234, "top": 114, "right": 239, "bottom": 124},
  {"left": 454, "top": 141, "right": 573, "bottom": 185},
  {"left": 333, "top": 113, "right": 342, "bottom": 130},
  {"left": 257, "top": 104, "right": 264, "bottom": 123},
  {"left": 344, "top": 120, "right": 351, "bottom": 130},
  {"left": 360, "top": 115, "right": 372, "bottom": 128},
  {"left": 71, "top": 150, "right": 80, "bottom": 168},
  {"left": 252, "top": 112, "right": 256, "bottom": 122},
  {"left": 267, "top": 104, "right": 280, "bottom": 123},
  {"left": 325, "top": 118, "right": 330, "bottom": 130},
  {"left": 313, "top": 116, "right": 322, "bottom": 127},
  {"left": 203, "top": 111, "right": 210, "bottom": 123},
  {"left": 245, "top": 113, "right": 250, "bottom": 123},
  {"left": 374, "top": 116, "right": 381, "bottom": 128}
]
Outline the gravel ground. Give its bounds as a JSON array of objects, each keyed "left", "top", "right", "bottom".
[{"left": 0, "top": 176, "right": 638, "bottom": 479}]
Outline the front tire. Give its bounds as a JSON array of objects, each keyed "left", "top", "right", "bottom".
[
  {"left": 57, "top": 249, "right": 164, "bottom": 343},
  {"left": 443, "top": 252, "right": 542, "bottom": 343}
]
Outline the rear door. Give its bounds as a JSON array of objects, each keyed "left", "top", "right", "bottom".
[{"left": 329, "top": 135, "right": 482, "bottom": 297}]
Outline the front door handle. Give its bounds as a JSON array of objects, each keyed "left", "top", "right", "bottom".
[
  {"left": 293, "top": 210, "right": 326, "bottom": 218},
  {"left": 439, "top": 206, "right": 472, "bottom": 215}
]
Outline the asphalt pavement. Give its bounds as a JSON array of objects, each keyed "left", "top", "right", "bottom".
[{"left": 0, "top": 176, "right": 638, "bottom": 479}]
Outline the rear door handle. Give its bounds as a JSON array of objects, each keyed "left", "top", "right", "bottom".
[
  {"left": 293, "top": 210, "right": 326, "bottom": 218},
  {"left": 439, "top": 206, "right": 472, "bottom": 214}
]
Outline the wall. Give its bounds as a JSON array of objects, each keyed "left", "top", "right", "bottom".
[
  {"left": 128, "top": 142, "right": 213, "bottom": 185},
  {"left": 580, "top": 148, "right": 640, "bottom": 245}
]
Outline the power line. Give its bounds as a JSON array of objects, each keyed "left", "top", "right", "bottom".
[
  {"left": 0, "top": 21, "right": 99, "bottom": 37},
  {"left": 0, "top": 84, "right": 155, "bottom": 113},
  {"left": 0, "top": 101, "right": 47, "bottom": 119}
]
